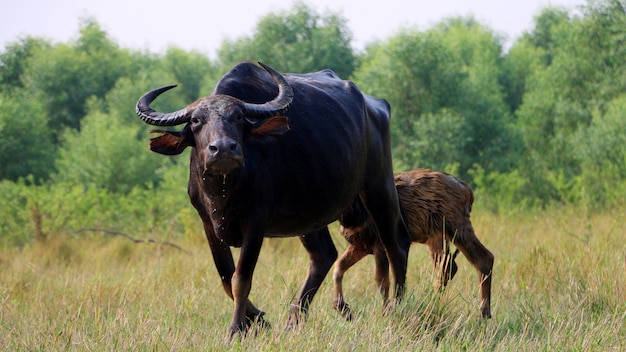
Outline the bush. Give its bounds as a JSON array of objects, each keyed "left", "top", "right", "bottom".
[
  {"left": 469, "top": 164, "right": 534, "bottom": 214},
  {"left": 0, "top": 173, "right": 193, "bottom": 248}
]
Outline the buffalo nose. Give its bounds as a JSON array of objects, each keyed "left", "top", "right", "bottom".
[{"left": 209, "top": 139, "right": 239, "bottom": 156}]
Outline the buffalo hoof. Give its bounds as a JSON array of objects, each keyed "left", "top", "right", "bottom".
[
  {"left": 286, "top": 303, "right": 310, "bottom": 330},
  {"left": 333, "top": 300, "right": 354, "bottom": 321},
  {"left": 225, "top": 313, "right": 272, "bottom": 341}
]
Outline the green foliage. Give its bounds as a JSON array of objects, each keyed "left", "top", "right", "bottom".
[
  {"left": 0, "top": 172, "right": 192, "bottom": 247},
  {"left": 571, "top": 94, "right": 626, "bottom": 206},
  {"left": 23, "top": 18, "right": 133, "bottom": 134},
  {"left": 217, "top": 1, "right": 356, "bottom": 78},
  {"left": 0, "top": 37, "right": 50, "bottom": 92},
  {"left": 392, "top": 109, "right": 469, "bottom": 173},
  {"left": 515, "top": 0, "right": 626, "bottom": 206},
  {"left": 470, "top": 165, "right": 534, "bottom": 213},
  {"left": 499, "top": 39, "right": 544, "bottom": 113},
  {"left": 0, "top": 179, "right": 28, "bottom": 246},
  {"left": 54, "top": 102, "right": 164, "bottom": 194},
  {"left": 354, "top": 19, "right": 518, "bottom": 180},
  {"left": 354, "top": 29, "right": 465, "bottom": 172},
  {"left": 51, "top": 68, "right": 191, "bottom": 194},
  {"left": 0, "top": 92, "right": 55, "bottom": 180},
  {"left": 0, "top": 179, "right": 112, "bottom": 246},
  {"left": 162, "top": 47, "right": 216, "bottom": 101},
  {"left": 436, "top": 19, "right": 519, "bottom": 174},
  {"left": 524, "top": 6, "right": 571, "bottom": 65}
]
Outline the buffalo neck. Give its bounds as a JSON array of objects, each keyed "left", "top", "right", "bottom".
[
  {"left": 202, "top": 172, "right": 237, "bottom": 211},
  {"left": 202, "top": 171, "right": 247, "bottom": 244}
]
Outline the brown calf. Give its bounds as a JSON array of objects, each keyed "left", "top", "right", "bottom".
[{"left": 334, "top": 169, "right": 494, "bottom": 319}]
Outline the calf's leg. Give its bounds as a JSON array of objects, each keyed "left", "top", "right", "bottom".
[
  {"left": 453, "top": 226, "right": 494, "bottom": 318},
  {"left": 332, "top": 244, "right": 368, "bottom": 320},
  {"left": 428, "top": 236, "right": 460, "bottom": 290}
]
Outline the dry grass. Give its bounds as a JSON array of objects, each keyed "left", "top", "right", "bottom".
[{"left": 1, "top": 206, "right": 625, "bottom": 350}]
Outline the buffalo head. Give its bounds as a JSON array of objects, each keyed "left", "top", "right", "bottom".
[{"left": 135, "top": 62, "right": 293, "bottom": 175}]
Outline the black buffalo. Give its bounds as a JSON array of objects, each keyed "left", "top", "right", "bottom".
[{"left": 135, "top": 62, "right": 409, "bottom": 338}]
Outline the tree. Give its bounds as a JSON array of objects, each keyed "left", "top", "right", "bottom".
[
  {"left": 524, "top": 6, "right": 571, "bottom": 65},
  {"left": 436, "top": 18, "right": 518, "bottom": 174},
  {"left": 353, "top": 29, "right": 464, "bottom": 171},
  {"left": 573, "top": 94, "right": 626, "bottom": 205},
  {"left": 0, "top": 92, "right": 55, "bottom": 180},
  {"left": 216, "top": 2, "right": 356, "bottom": 78},
  {"left": 499, "top": 39, "right": 544, "bottom": 114},
  {"left": 353, "top": 18, "right": 517, "bottom": 180},
  {"left": 398, "top": 109, "right": 470, "bottom": 173},
  {"left": 513, "top": 0, "right": 626, "bottom": 205},
  {"left": 53, "top": 72, "right": 182, "bottom": 194},
  {"left": 0, "top": 37, "right": 50, "bottom": 93},
  {"left": 23, "top": 18, "right": 132, "bottom": 135},
  {"left": 161, "top": 47, "right": 216, "bottom": 101}
]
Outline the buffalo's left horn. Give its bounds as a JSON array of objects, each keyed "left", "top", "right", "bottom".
[
  {"left": 136, "top": 85, "right": 191, "bottom": 126},
  {"left": 242, "top": 62, "right": 294, "bottom": 118}
]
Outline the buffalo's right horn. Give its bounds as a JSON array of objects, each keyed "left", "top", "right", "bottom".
[
  {"left": 136, "top": 85, "right": 191, "bottom": 126},
  {"left": 242, "top": 62, "right": 294, "bottom": 118}
]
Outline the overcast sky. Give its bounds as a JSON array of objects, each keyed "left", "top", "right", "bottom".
[{"left": 2, "top": 0, "right": 585, "bottom": 56}]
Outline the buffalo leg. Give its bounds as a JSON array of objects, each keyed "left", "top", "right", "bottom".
[
  {"left": 332, "top": 244, "right": 368, "bottom": 320},
  {"left": 228, "top": 232, "right": 264, "bottom": 337},
  {"left": 453, "top": 226, "right": 494, "bottom": 318},
  {"left": 373, "top": 245, "right": 391, "bottom": 304},
  {"left": 362, "top": 190, "right": 410, "bottom": 303},
  {"left": 205, "top": 224, "right": 266, "bottom": 326},
  {"left": 427, "top": 236, "right": 459, "bottom": 290},
  {"left": 288, "top": 228, "right": 338, "bottom": 328}
]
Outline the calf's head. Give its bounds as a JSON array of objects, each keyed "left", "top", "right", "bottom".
[{"left": 135, "top": 62, "right": 293, "bottom": 175}]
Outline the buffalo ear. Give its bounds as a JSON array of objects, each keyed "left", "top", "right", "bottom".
[
  {"left": 149, "top": 129, "right": 193, "bottom": 155},
  {"left": 249, "top": 116, "right": 290, "bottom": 137}
]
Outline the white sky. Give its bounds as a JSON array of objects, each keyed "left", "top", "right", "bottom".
[{"left": 1, "top": 0, "right": 585, "bottom": 56}]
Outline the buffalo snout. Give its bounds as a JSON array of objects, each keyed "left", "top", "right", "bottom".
[
  {"left": 205, "top": 138, "right": 244, "bottom": 174},
  {"left": 209, "top": 138, "right": 239, "bottom": 156}
]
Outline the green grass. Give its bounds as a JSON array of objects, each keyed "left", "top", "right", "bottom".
[{"left": 1, "top": 206, "right": 625, "bottom": 350}]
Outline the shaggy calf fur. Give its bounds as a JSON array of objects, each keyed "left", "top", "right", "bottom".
[{"left": 334, "top": 169, "right": 494, "bottom": 319}]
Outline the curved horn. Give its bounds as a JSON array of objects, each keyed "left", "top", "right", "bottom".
[
  {"left": 136, "top": 85, "right": 191, "bottom": 126},
  {"left": 242, "top": 62, "right": 294, "bottom": 118}
]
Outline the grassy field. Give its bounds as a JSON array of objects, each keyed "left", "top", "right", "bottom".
[{"left": 1, "top": 205, "right": 625, "bottom": 351}]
